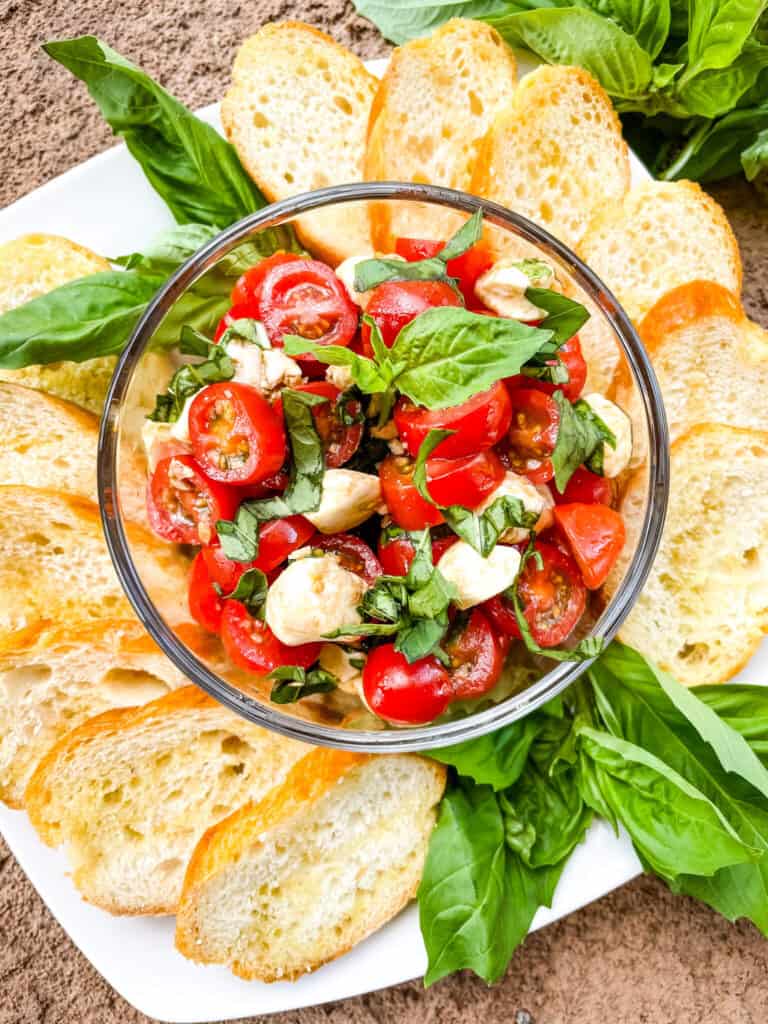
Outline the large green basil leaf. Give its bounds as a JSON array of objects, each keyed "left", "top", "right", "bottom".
[
  {"left": 742, "top": 126, "right": 768, "bottom": 179},
  {"left": 588, "top": 0, "right": 671, "bottom": 60},
  {"left": 430, "top": 715, "right": 545, "bottom": 789},
  {"left": 352, "top": 1, "right": 509, "bottom": 44},
  {"left": 684, "top": 0, "right": 766, "bottom": 80},
  {"left": 491, "top": 8, "right": 654, "bottom": 99},
  {"left": 658, "top": 102, "right": 768, "bottom": 181},
  {"left": 695, "top": 684, "right": 768, "bottom": 760},
  {"left": 44, "top": 36, "right": 264, "bottom": 227},
  {"left": 677, "top": 43, "right": 768, "bottom": 118}
]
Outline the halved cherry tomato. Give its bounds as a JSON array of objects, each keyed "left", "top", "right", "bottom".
[
  {"left": 147, "top": 454, "right": 240, "bottom": 546},
  {"left": 377, "top": 531, "right": 457, "bottom": 576},
  {"left": 257, "top": 257, "right": 358, "bottom": 350},
  {"left": 485, "top": 541, "right": 586, "bottom": 647},
  {"left": 551, "top": 466, "right": 614, "bottom": 506},
  {"left": 362, "top": 643, "right": 453, "bottom": 724},
  {"left": 394, "top": 380, "right": 512, "bottom": 459},
  {"left": 554, "top": 503, "right": 626, "bottom": 589},
  {"left": 213, "top": 302, "right": 262, "bottom": 344},
  {"left": 273, "top": 381, "right": 362, "bottom": 468},
  {"left": 220, "top": 599, "right": 321, "bottom": 674},
  {"left": 188, "top": 552, "right": 224, "bottom": 633},
  {"left": 504, "top": 336, "right": 587, "bottom": 403},
  {"left": 394, "top": 237, "right": 493, "bottom": 306},
  {"left": 239, "top": 467, "right": 290, "bottom": 499},
  {"left": 445, "top": 609, "right": 504, "bottom": 699},
  {"left": 203, "top": 515, "right": 315, "bottom": 591},
  {"left": 312, "top": 533, "right": 382, "bottom": 585},
  {"left": 379, "top": 450, "right": 504, "bottom": 531},
  {"left": 503, "top": 388, "right": 560, "bottom": 484},
  {"left": 188, "top": 382, "right": 287, "bottom": 486},
  {"left": 230, "top": 252, "right": 303, "bottom": 308},
  {"left": 361, "top": 279, "right": 462, "bottom": 353}
]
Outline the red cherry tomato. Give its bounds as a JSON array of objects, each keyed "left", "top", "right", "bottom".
[
  {"left": 445, "top": 608, "right": 505, "bottom": 699},
  {"left": 393, "top": 381, "right": 512, "bottom": 459},
  {"left": 551, "top": 466, "right": 614, "bottom": 506},
  {"left": 220, "top": 599, "right": 321, "bottom": 673},
  {"left": 188, "top": 382, "right": 287, "bottom": 486},
  {"left": 379, "top": 450, "right": 504, "bottom": 531},
  {"left": 257, "top": 257, "right": 358, "bottom": 350},
  {"left": 361, "top": 279, "right": 462, "bottom": 352},
  {"left": 505, "top": 336, "right": 587, "bottom": 402},
  {"left": 203, "top": 515, "right": 315, "bottom": 590},
  {"left": 147, "top": 454, "right": 240, "bottom": 546},
  {"left": 312, "top": 533, "right": 382, "bottom": 585},
  {"left": 230, "top": 252, "right": 303, "bottom": 308},
  {"left": 213, "top": 303, "right": 260, "bottom": 343},
  {"left": 553, "top": 503, "right": 626, "bottom": 589},
  {"left": 484, "top": 541, "right": 586, "bottom": 647},
  {"left": 188, "top": 551, "right": 224, "bottom": 633},
  {"left": 503, "top": 388, "right": 560, "bottom": 484},
  {"left": 362, "top": 644, "right": 453, "bottom": 724},
  {"left": 239, "top": 467, "right": 290, "bottom": 499},
  {"left": 394, "top": 237, "right": 493, "bottom": 306},
  {"left": 273, "top": 381, "right": 362, "bottom": 468},
  {"left": 377, "top": 532, "right": 457, "bottom": 576}
]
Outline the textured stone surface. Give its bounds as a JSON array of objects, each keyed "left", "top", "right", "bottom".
[{"left": 2, "top": 3, "right": 768, "bottom": 1023}]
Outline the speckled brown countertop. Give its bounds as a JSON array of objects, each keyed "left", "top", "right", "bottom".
[{"left": 2, "top": 3, "right": 768, "bottom": 1023}]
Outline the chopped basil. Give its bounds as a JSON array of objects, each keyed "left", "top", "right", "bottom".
[
  {"left": 214, "top": 568, "right": 268, "bottom": 616},
  {"left": 268, "top": 665, "right": 338, "bottom": 704},
  {"left": 217, "top": 317, "right": 270, "bottom": 350},
  {"left": 550, "top": 391, "right": 616, "bottom": 493},
  {"left": 148, "top": 325, "right": 234, "bottom": 422}
]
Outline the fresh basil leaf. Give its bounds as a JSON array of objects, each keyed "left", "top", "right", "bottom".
[
  {"left": 353, "top": 256, "right": 451, "bottom": 293},
  {"left": 324, "top": 620, "right": 402, "bottom": 639},
  {"left": 405, "top": 529, "right": 436, "bottom": 589},
  {"left": 216, "top": 568, "right": 268, "bottom": 615},
  {"left": 522, "top": 360, "right": 570, "bottom": 386},
  {"left": 283, "top": 336, "right": 391, "bottom": 394},
  {"left": 587, "top": 0, "right": 672, "bottom": 61},
  {"left": 742, "top": 126, "right": 768, "bottom": 179},
  {"left": 44, "top": 36, "right": 264, "bottom": 227},
  {"left": 694, "top": 684, "right": 768, "bottom": 760},
  {"left": 418, "top": 782, "right": 521, "bottom": 986},
  {"left": 523, "top": 288, "right": 590, "bottom": 346},
  {"left": 677, "top": 43, "right": 768, "bottom": 117},
  {"left": 684, "top": 0, "right": 765, "bottom": 80},
  {"left": 437, "top": 207, "right": 484, "bottom": 261},
  {"left": 395, "top": 616, "right": 450, "bottom": 663},
  {"left": 359, "top": 578, "right": 405, "bottom": 624},
  {"left": 408, "top": 567, "right": 458, "bottom": 618},
  {"left": 352, "top": 1, "right": 509, "bottom": 46},
  {"left": 551, "top": 391, "right": 614, "bottom": 492},
  {"left": 216, "top": 507, "right": 261, "bottom": 563},
  {"left": 444, "top": 495, "right": 539, "bottom": 557},
  {"left": 412, "top": 429, "right": 454, "bottom": 507},
  {"left": 577, "top": 726, "right": 758, "bottom": 878},
  {"left": 149, "top": 329, "right": 234, "bottom": 421},
  {"left": 268, "top": 665, "right": 337, "bottom": 704},
  {"left": 390, "top": 307, "right": 553, "bottom": 410},
  {"left": 430, "top": 715, "right": 545, "bottom": 790},
  {"left": 665, "top": 102, "right": 768, "bottom": 181},
  {"left": 491, "top": 8, "right": 654, "bottom": 99},
  {"left": 217, "top": 318, "right": 270, "bottom": 350},
  {"left": 115, "top": 223, "right": 220, "bottom": 272}
]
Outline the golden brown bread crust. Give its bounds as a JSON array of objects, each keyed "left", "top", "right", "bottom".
[{"left": 639, "top": 279, "right": 744, "bottom": 352}]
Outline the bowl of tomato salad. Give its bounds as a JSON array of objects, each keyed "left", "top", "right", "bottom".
[{"left": 98, "top": 183, "right": 668, "bottom": 751}]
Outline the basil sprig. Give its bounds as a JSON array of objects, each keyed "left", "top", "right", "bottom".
[
  {"left": 523, "top": 288, "right": 591, "bottom": 346},
  {"left": 149, "top": 326, "right": 234, "bottom": 422},
  {"left": 268, "top": 665, "right": 338, "bottom": 704},
  {"left": 550, "top": 391, "right": 616, "bottom": 492},
  {"left": 216, "top": 390, "right": 326, "bottom": 561},
  {"left": 286, "top": 306, "right": 554, "bottom": 412},
  {"left": 412, "top": 429, "right": 538, "bottom": 557},
  {"left": 214, "top": 568, "right": 269, "bottom": 617},
  {"left": 353, "top": 209, "right": 483, "bottom": 293}
]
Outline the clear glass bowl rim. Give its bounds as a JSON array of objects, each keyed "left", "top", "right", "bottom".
[{"left": 98, "top": 181, "right": 669, "bottom": 753}]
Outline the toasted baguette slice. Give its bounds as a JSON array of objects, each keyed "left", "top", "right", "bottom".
[
  {"left": 579, "top": 181, "right": 742, "bottom": 322},
  {"left": 618, "top": 425, "right": 768, "bottom": 685},
  {"left": 25, "top": 686, "right": 308, "bottom": 914},
  {"left": 222, "top": 22, "right": 377, "bottom": 263},
  {"left": 0, "top": 234, "right": 116, "bottom": 413},
  {"left": 176, "top": 748, "right": 446, "bottom": 980},
  {"left": 365, "top": 19, "right": 516, "bottom": 249},
  {"left": 0, "top": 619, "right": 186, "bottom": 808},
  {"left": 471, "top": 65, "right": 629, "bottom": 251},
  {"left": 0, "top": 486, "right": 191, "bottom": 636},
  {"left": 632, "top": 282, "right": 768, "bottom": 442}
]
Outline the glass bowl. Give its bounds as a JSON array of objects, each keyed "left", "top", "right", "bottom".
[{"left": 98, "top": 182, "right": 669, "bottom": 753}]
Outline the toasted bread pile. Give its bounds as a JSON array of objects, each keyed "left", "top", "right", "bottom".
[{"left": 2, "top": 14, "right": 767, "bottom": 985}]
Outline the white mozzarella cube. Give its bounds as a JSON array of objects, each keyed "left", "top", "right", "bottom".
[
  {"left": 582, "top": 393, "right": 633, "bottom": 477},
  {"left": 305, "top": 469, "right": 382, "bottom": 534},
  {"left": 265, "top": 553, "right": 366, "bottom": 646},
  {"left": 225, "top": 335, "right": 303, "bottom": 394},
  {"left": 474, "top": 259, "right": 555, "bottom": 321},
  {"left": 318, "top": 643, "right": 365, "bottom": 696},
  {"left": 478, "top": 471, "right": 555, "bottom": 543},
  {"left": 437, "top": 541, "right": 521, "bottom": 610},
  {"left": 334, "top": 252, "right": 404, "bottom": 308}
]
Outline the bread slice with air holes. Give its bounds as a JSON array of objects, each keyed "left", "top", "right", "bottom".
[
  {"left": 175, "top": 748, "right": 446, "bottom": 981},
  {"left": 365, "top": 18, "right": 516, "bottom": 250},
  {"left": 0, "top": 486, "right": 192, "bottom": 637},
  {"left": 24, "top": 686, "right": 309, "bottom": 914},
  {"left": 578, "top": 181, "right": 742, "bottom": 323},
  {"left": 0, "top": 234, "right": 117, "bottom": 413},
  {"left": 221, "top": 22, "right": 378, "bottom": 264},
  {"left": 471, "top": 65, "right": 629, "bottom": 252},
  {"left": 616, "top": 424, "right": 768, "bottom": 685},
  {"left": 0, "top": 618, "right": 188, "bottom": 808}
]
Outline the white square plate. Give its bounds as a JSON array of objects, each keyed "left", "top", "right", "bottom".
[{"left": 2, "top": 55, "right": 766, "bottom": 1023}]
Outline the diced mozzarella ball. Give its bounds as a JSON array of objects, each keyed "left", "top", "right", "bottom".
[
  {"left": 265, "top": 553, "right": 366, "bottom": 646},
  {"left": 305, "top": 469, "right": 382, "bottom": 534},
  {"left": 141, "top": 419, "right": 174, "bottom": 471},
  {"left": 225, "top": 336, "right": 303, "bottom": 394},
  {"left": 583, "top": 393, "right": 633, "bottom": 477},
  {"left": 437, "top": 541, "right": 521, "bottom": 610},
  {"left": 326, "top": 364, "right": 355, "bottom": 390},
  {"left": 334, "top": 252, "right": 404, "bottom": 308},
  {"left": 318, "top": 643, "right": 365, "bottom": 696},
  {"left": 478, "top": 470, "right": 554, "bottom": 543},
  {"left": 474, "top": 259, "right": 555, "bottom": 321}
]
